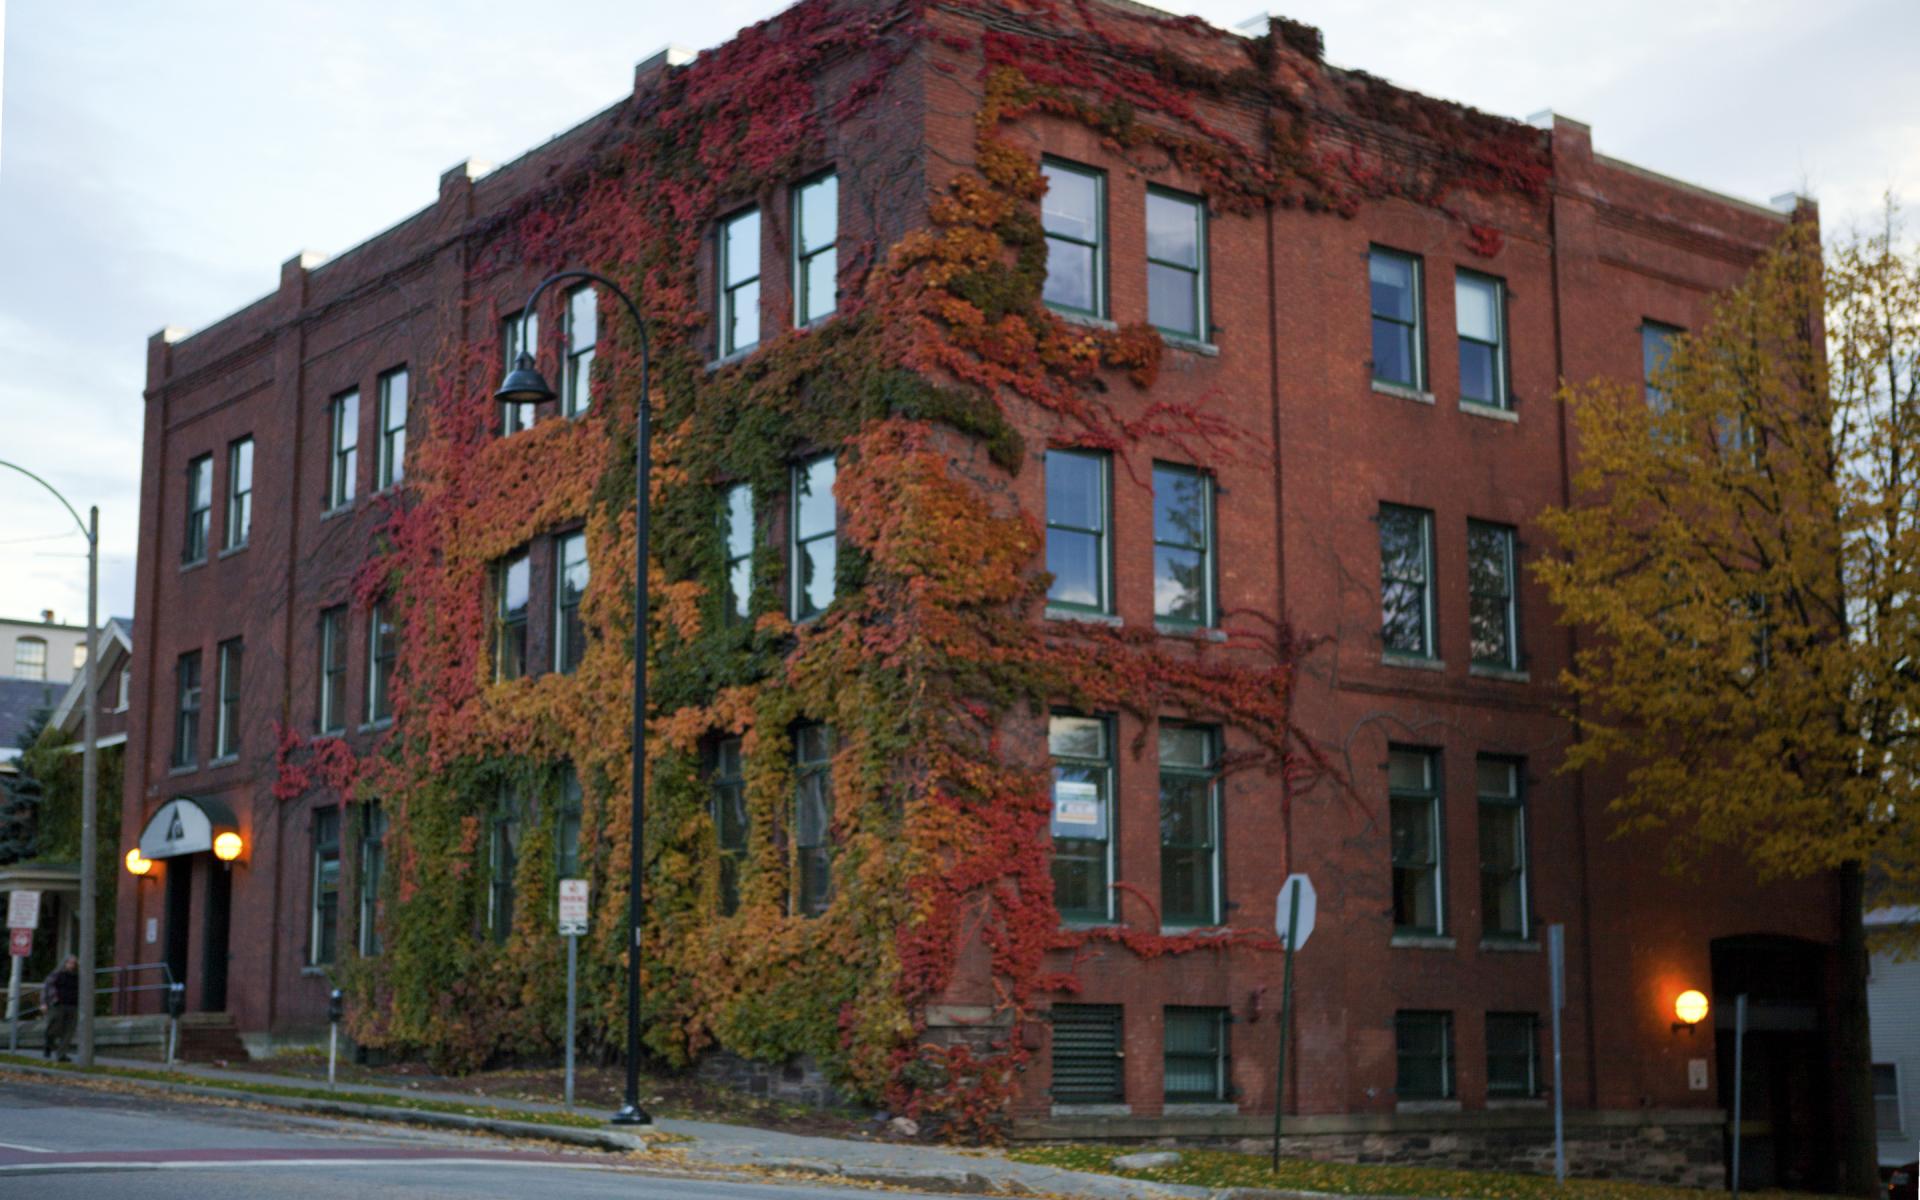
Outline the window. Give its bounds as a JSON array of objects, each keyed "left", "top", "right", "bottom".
[
  {"left": 367, "top": 602, "right": 396, "bottom": 723},
  {"left": 1164, "top": 1007, "right": 1229, "bottom": 1102},
  {"left": 1477, "top": 758, "right": 1528, "bottom": 940},
  {"left": 493, "top": 550, "right": 530, "bottom": 681},
  {"left": 1160, "top": 724, "right": 1221, "bottom": 927},
  {"left": 793, "top": 172, "right": 838, "bottom": 326},
  {"left": 172, "top": 651, "right": 202, "bottom": 768},
  {"left": 357, "top": 802, "right": 386, "bottom": 957},
  {"left": 1395, "top": 1010, "right": 1454, "bottom": 1100},
  {"left": 327, "top": 391, "right": 358, "bottom": 509},
  {"left": 793, "top": 724, "right": 834, "bottom": 916},
  {"left": 711, "top": 737, "right": 747, "bottom": 915},
  {"left": 184, "top": 454, "right": 212, "bottom": 562},
  {"left": 1380, "top": 505, "right": 1435, "bottom": 658},
  {"left": 73, "top": 643, "right": 87, "bottom": 672},
  {"left": 1050, "top": 714, "right": 1114, "bottom": 922},
  {"left": 501, "top": 314, "right": 538, "bottom": 434},
  {"left": 720, "top": 208, "right": 761, "bottom": 356},
  {"left": 225, "top": 438, "right": 253, "bottom": 550},
  {"left": 790, "top": 456, "right": 836, "bottom": 621},
  {"left": 1153, "top": 463, "right": 1214, "bottom": 626},
  {"left": 1874, "top": 1063, "right": 1903, "bottom": 1134},
  {"left": 1389, "top": 747, "right": 1443, "bottom": 935},
  {"left": 1370, "top": 248, "right": 1424, "bottom": 390},
  {"left": 489, "top": 787, "right": 523, "bottom": 942},
  {"left": 1486, "top": 1013, "right": 1539, "bottom": 1098},
  {"left": 1041, "top": 160, "right": 1104, "bottom": 317},
  {"left": 1045, "top": 449, "right": 1111, "bottom": 614},
  {"left": 1467, "top": 521, "right": 1518, "bottom": 670},
  {"left": 310, "top": 806, "right": 341, "bottom": 965},
  {"left": 554, "top": 532, "right": 589, "bottom": 674},
  {"left": 1456, "top": 272, "right": 1507, "bottom": 409},
  {"left": 1642, "top": 321, "right": 1682, "bottom": 413},
  {"left": 1146, "top": 188, "right": 1206, "bottom": 340},
  {"left": 12, "top": 637, "right": 45, "bottom": 682},
  {"left": 722, "top": 483, "right": 754, "bottom": 623},
  {"left": 318, "top": 606, "right": 347, "bottom": 733},
  {"left": 214, "top": 637, "right": 242, "bottom": 759},
  {"left": 563, "top": 287, "right": 596, "bottom": 417},
  {"left": 557, "top": 768, "right": 583, "bottom": 880},
  {"left": 376, "top": 367, "right": 407, "bottom": 489},
  {"left": 115, "top": 668, "right": 130, "bottom": 712},
  {"left": 1051, "top": 1003, "right": 1123, "bottom": 1103}
]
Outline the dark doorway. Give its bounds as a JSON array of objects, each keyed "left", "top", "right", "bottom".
[
  {"left": 200, "top": 861, "right": 230, "bottom": 1011},
  {"left": 163, "top": 857, "right": 192, "bottom": 999},
  {"left": 1711, "top": 935, "right": 1834, "bottom": 1193}
]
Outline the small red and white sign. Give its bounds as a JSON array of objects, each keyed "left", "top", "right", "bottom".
[
  {"left": 8, "top": 928, "right": 31, "bottom": 958},
  {"left": 557, "top": 879, "right": 589, "bottom": 936},
  {"left": 6, "top": 890, "right": 41, "bottom": 930}
]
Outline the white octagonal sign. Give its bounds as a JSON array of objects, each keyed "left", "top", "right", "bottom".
[{"left": 1275, "top": 873, "right": 1316, "bottom": 950}]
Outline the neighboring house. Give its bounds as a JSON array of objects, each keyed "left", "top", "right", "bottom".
[
  {"left": 1870, "top": 906, "right": 1920, "bottom": 1167},
  {"left": 46, "top": 618, "right": 134, "bottom": 750},
  {"left": 121, "top": 0, "right": 1842, "bottom": 1189},
  {"left": 0, "top": 612, "right": 91, "bottom": 685},
  {"left": 0, "top": 677, "right": 59, "bottom": 767}
]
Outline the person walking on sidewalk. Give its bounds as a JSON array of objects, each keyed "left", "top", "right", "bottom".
[{"left": 42, "top": 955, "right": 79, "bottom": 1062}]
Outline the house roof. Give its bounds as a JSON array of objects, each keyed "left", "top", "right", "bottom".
[
  {"left": 47, "top": 619, "right": 134, "bottom": 737},
  {"left": 0, "top": 677, "right": 61, "bottom": 759}
]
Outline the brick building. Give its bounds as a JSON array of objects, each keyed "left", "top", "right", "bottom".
[{"left": 120, "top": 0, "right": 1842, "bottom": 1187}]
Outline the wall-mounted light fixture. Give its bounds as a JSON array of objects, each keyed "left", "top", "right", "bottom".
[
  {"left": 212, "top": 831, "right": 245, "bottom": 863},
  {"left": 1672, "top": 989, "right": 1710, "bottom": 1034},
  {"left": 124, "top": 848, "right": 152, "bottom": 877}
]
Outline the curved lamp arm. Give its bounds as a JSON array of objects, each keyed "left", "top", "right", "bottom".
[
  {"left": 513, "top": 269, "right": 651, "bottom": 373},
  {"left": 0, "top": 459, "right": 93, "bottom": 545}
]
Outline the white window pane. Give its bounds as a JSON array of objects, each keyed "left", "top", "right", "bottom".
[
  {"left": 1043, "top": 240, "right": 1096, "bottom": 312},
  {"left": 1456, "top": 276, "right": 1498, "bottom": 342},
  {"left": 1048, "top": 715, "right": 1105, "bottom": 758},
  {"left": 725, "top": 211, "right": 760, "bottom": 287},
  {"left": 569, "top": 287, "right": 597, "bottom": 349},
  {"left": 800, "top": 536, "right": 836, "bottom": 616},
  {"left": 1148, "top": 262, "right": 1197, "bottom": 336},
  {"left": 726, "top": 484, "right": 753, "bottom": 560},
  {"left": 796, "top": 458, "right": 835, "bottom": 540},
  {"left": 803, "top": 248, "right": 836, "bottom": 324},
  {"left": 1046, "top": 451, "right": 1103, "bottom": 531},
  {"left": 1388, "top": 748, "right": 1431, "bottom": 791},
  {"left": 730, "top": 280, "right": 760, "bottom": 351},
  {"left": 1145, "top": 192, "right": 1199, "bottom": 267},
  {"left": 1370, "top": 251, "right": 1415, "bottom": 321},
  {"left": 798, "top": 175, "right": 837, "bottom": 256},
  {"left": 1041, "top": 165, "right": 1099, "bottom": 241}
]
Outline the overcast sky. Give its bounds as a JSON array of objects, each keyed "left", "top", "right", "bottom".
[{"left": 1, "top": 0, "right": 1914, "bottom": 627}]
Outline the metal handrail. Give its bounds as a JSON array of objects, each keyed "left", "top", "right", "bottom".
[{"left": 6, "top": 962, "right": 177, "bottom": 1022}]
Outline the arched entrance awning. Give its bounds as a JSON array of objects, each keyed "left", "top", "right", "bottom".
[{"left": 138, "top": 796, "right": 239, "bottom": 860}]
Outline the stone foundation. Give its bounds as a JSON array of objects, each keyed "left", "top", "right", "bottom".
[{"left": 694, "top": 1051, "right": 853, "bottom": 1110}]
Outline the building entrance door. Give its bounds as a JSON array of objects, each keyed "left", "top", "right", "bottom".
[
  {"left": 1711, "top": 934, "right": 1834, "bottom": 1192},
  {"left": 163, "top": 857, "right": 191, "bottom": 996},
  {"left": 201, "top": 861, "right": 230, "bottom": 1011}
]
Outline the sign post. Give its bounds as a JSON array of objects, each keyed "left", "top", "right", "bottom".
[
  {"left": 7, "top": 889, "right": 41, "bottom": 1054},
  {"left": 558, "top": 879, "right": 590, "bottom": 1108},
  {"left": 1547, "top": 923, "right": 1566, "bottom": 1184},
  {"left": 1271, "top": 874, "right": 1316, "bottom": 1172}
]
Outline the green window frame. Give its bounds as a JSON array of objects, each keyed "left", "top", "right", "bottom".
[
  {"left": 1164, "top": 1006, "right": 1229, "bottom": 1102},
  {"left": 1380, "top": 504, "right": 1435, "bottom": 658},
  {"left": 1467, "top": 520, "right": 1518, "bottom": 670},
  {"left": 1486, "top": 1012, "right": 1540, "bottom": 1098},
  {"left": 789, "top": 456, "right": 837, "bottom": 621},
  {"left": 501, "top": 314, "right": 538, "bottom": 434},
  {"left": 722, "top": 482, "right": 754, "bottom": 623},
  {"left": 357, "top": 801, "right": 386, "bottom": 957},
  {"left": 1045, "top": 449, "right": 1111, "bottom": 615},
  {"left": 554, "top": 531, "right": 589, "bottom": 674},
  {"left": 1389, "top": 747, "right": 1444, "bottom": 936},
  {"left": 488, "top": 786, "right": 524, "bottom": 942},
  {"left": 1455, "top": 271, "right": 1507, "bottom": 409},
  {"left": 1041, "top": 159, "right": 1105, "bottom": 318},
  {"left": 712, "top": 737, "right": 748, "bottom": 916},
  {"left": 310, "top": 806, "right": 341, "bottom": 965},
  {"left": 1051, "top": 1003, "right": 1123, "bottom": 1103},
  {"left": 183, "top": 454, "right": 211, "bottom": 564},
  {"left": 1477, "top": 757, "right": 1529, "bottom": 941},
  {"left": 564, "top": 286, "right": 596, "bottom": 417},
  {"left": 318, "top": 605, "right": 347, "bottom": 734},
  {"left": 1370, "top": 247, "right": 1425, "bottom": 390},
  {"left": 1146, "top": 187, "right": 1207, "bottom": 340},
  {"left": 327, "top": 390, "right": 359, "bottom": 508},
  {"left": 493, "top": 549, "right": 530, "bottom": 681},
  {"left": 1642, "top": 320, "right": 1682, "bottom": 413},
  {"left": 793, "top": 724, "right": 834, "bottom": 917},
  {"left": 172, "top": 650, "right": 201, "bottom": 768},
  {"left": 367, "top": 601, "right": 396, "bottom": 723},
  {"left": 1396, "top": 1010, "right": 1455, "bottom": 1099},
  {"left": 225, "top": 437, "right": 253, "bottom": 550},
  {"left": 793, "top": 172, "right": 838, "bottom": 327},
  {"left": 214, "top": 637, "right": 241, "bottom": 760},
  {"left": 1159, "top": 724, "right": 1221, "bottom": 928},
  {"left": 1050, "top": 713, "right": 1114, "bottom": 923},
  {"left": 1152, "top": 462, "right": 1215, "bottom": 627},
  {"left": 720, "top": 207, "right": 761, "bottom": 356},
  {"left": 376, "top": 367, "right": 408, "bottom": 488}
]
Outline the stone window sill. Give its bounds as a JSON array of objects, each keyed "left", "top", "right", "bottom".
[
  {"left": 179, "top": 558, "right": 207, "bottom": 574},
  {"left": 1480, "top": 938, "right": 1541, "bottom": 953},
  {"left": 300, "top": 965, "right": 331, "bottom": 978},
  {"left": 218, "top": 543, "right": 249, "bottom": 560},
  {"left": 167, "top": 763, "right": 198, "bottom": 778},
  {"left": 1051, "top": 1102, "right": 1132, "bottom": 1117},
  {"left": 1396, "top": 1098, "right": 1462, "bottom": 1114},
  {"left": 1163, "top": 1101, "right": 1238, "bottom": 1116},
  {"left": 1047, "top": 607, "right": 1122, "bottom": 628},
  {"left": 1053, "top": 310, "right": 1118, "bottom": 332},
  {"left": 209, "top": 754, "right": 240, "bottom": 769},
  {"left": 358, "top": 718, "right": 395, "bottom": 733},
  {"left": 321, "top": 502, "right": 355, "bottom": 522},
  {"left": 1469, "top": 664, "right": 1530, "bottom": 683},
  {"left": 1155, "top": 622, "right": 1226, "bottom": 642},
  {"left": 1390, "top": 933, "right": 1457, "bottom": 950},
  {"left": 1460, "top": 399, "right": 1519, "bottom": 423},
  {"left": 706, "top": 345, "right": 758, "bottom": 371},
  {"left": 1372, "top": 380, "right": 1435, "bottom": 405},
  {"left": 1487, "top": 1097, "right": 1549, "bottom": 1109},
  {"left": 1162, "top": 334, "right": 1219, "bottom": 357},
  {"left": 1381, "top": 653, "right": 1444, "bottom": 672}
]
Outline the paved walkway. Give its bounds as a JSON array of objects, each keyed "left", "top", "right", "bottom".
[{"left": 87, "top": 1055, "right": 1208, "bottom": 1199}]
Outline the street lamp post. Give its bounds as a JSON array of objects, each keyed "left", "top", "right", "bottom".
[
  {"left": 496, "top": 271, "right": 652, "bottom": 1126},
  {"left": 0, "top": 462, "right": 99, "bottom": 1068}
]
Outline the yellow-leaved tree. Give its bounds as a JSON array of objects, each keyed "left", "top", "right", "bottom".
[{"left": 1538, "top": 204, "right": 1918, "bottom": 1198}]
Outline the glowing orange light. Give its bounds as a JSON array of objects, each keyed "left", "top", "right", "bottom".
[
  {"left": 124, "top": 848, "right": 152, "bottom": 876},
  {"left": 212, "top": 831, "right": 244, "bottom": 862},
  {"left": 1674, "top": 989, "right": 1710, "bottom": 1026}
]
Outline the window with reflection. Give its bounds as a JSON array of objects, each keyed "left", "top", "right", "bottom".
[
  {"left": 1042, "top": 161, "right": 1104, "bottom": 317},
  {"left": 1146, "top": 189, "right": 1206, "bottom": 340},
  {"left": 1046, "top": 449, "right": 1110, "bottom": 614}
]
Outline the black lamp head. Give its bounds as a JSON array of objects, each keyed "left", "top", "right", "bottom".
[{"left": 495, "top": 351, "right": 556, "bottom": 405}]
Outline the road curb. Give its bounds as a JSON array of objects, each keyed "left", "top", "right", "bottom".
[{"left": 0, "top": 1060, "right": 653, "bottom": 1153}]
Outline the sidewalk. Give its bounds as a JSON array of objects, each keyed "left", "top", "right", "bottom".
[{"left": 82, "top": 1053, "right": 1210, "bottom": 1199}]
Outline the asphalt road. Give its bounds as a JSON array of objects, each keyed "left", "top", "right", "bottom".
[{"left": 0, "top": 1075, "right": 968, "bottom": 1199}]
